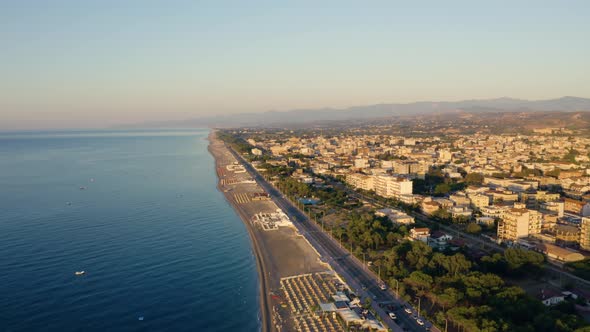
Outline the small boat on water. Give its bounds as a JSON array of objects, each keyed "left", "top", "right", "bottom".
[
  {"left": 79, "top": 186, "right": 87, "bottom": 190},
  {"left": 75, "top": 271, "right": 85, "bottom": 276}
]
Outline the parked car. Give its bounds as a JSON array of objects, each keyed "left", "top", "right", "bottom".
[
  {"left": 417, "top": 318, "right": 425, "bottom": 326},
  {"left": 404, "top": 307, "right": 413, "bottom": 315},
  {"left": 388, "top": 312, "right": 397, "bottom": 320}
]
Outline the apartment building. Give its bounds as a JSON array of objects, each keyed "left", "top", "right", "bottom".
[
  {"left": 497, "top": 204, "right": 542, "bottom": 242},
  {"left": 346, "top": 173, "right": 374, "bottom": 191},
  {"left": 449, "top": 193, "right": 471, "bottom": 207},
  {"left": 392, "top": 160, "right": 427, "bottom": 176},
  {"left": 487, "top": 190, "right": 519, "bottom": 203},
  {"left": 554, "top": 224, "right": 580, "bottom": 246},
  {"left": 520, "top": 190, "right": 561, "bottom": 208},
  {"left": 469, "top": 194, "right": 490, "bottom": 208},
  {"left": 483, "top": 177, "right": 538, "bottom": 192},
  {"left": 564, "top": 198, "right": 587, "bottom": 215},
  {"left": 541, "top": 201, "right": 565, "bottom": 217},
  {"left": 374, "top": 175, "right": 413, "bottom": 199},
  {"left": 581, "top": 217, "right": 590, "bottom": 251}
]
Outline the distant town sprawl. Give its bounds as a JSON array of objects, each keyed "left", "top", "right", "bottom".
[
  {"left": 235, "top": 128, "right": 590, "bottom": 252},
  {"left": 218, "top": 125, "right": 590, "bottom": 332}
]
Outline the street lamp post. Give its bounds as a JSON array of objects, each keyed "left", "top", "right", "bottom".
[
  {"left": 417, "top": 296, "right": 421, "bottom": 316},
  {"left": 392, "top": 279, "right": 399, "bottom": 297}
]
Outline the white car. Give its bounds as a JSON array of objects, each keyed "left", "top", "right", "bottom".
[
  {"left": 404, "top": 307, "right": 412, "bottom": 315},
  {"left": 388, "top": 312, "right": 397, "bottom": 320},
  {"left": 417, "top": 318, "right": 425, "bottom": 326}
]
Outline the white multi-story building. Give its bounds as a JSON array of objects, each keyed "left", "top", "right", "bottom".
[
  {"left": 497, "top": 204, "right": 542, "bottom": 242},
  {"left": 374, "top": 175, "right": 413, "bottom": 199},
  {"left": 469, "top": 194, "right": 490, "bottom": 208},
  {"left": 346, "top": 173, "right": 375, "bottom": 191},
  {"left": 480, "top": 205, "right": 509, "bottom": 219},
  {"left": 483, "top": 177, "right": 539, "bottom": 192},
  {"left": 541, "top": 201, "right": 565, "bottom": 218}
]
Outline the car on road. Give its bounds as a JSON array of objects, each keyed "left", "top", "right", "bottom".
[
  {"left": 416, "top": 318, "right": 425, "bottom": 326},
  {"left": 388, "top": 312, "right": 397, "bottom": 320},
  {"left": 379, "top": 283, "right": 387, "bottom": 290},
  {"left": 404, "top": 307, "right": 413, "bottom": 315},
  {"left": 361, "top": 284, "right": 367, "bottom": 290}
]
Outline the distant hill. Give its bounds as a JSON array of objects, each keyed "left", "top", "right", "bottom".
[{"left": 141, "top": 96, "right": 590, "bottom": 128}]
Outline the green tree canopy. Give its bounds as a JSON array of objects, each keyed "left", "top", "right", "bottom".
[
  {"left": 465, "top": 172, "right": 484, "bottom": 185},
  {"left": 434, "top": 183, "right": 451, "bottom": 196},
  {"left": 466, "top": 223, "right": 482, "bottom": 234},
  {"left": 504, "top": 248, "right": 545, "bottom": 270}
]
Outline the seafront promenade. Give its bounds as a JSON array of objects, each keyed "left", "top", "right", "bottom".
[
  {"left": 222, "top": 133, "right": 436, "bottom": 332},
  {"left": 209, "top": 131, "right": 334, "bottom": 332},
  {"left": 210, "top": 130, "right": 433, "bottom": 332}
]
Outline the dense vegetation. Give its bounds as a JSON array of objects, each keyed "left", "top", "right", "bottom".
[
  {"left": 566, "top": 259, "right": 590, "bottom": 281},
  {"left": 216, "top": 131, "right": 254, "bottom": 155},
  {"left": 277, "top": 177, "right": 350, "bottom": 209},
  {"left": 412, "top": 167, "right": 467, "bottom": 196},
  {"left": 275, "top": 174, "right": 588, "bottom": 332}
]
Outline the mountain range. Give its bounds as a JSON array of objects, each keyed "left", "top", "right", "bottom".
[{"left": 142, "top": 96, "right": 590, "bottom": 128}]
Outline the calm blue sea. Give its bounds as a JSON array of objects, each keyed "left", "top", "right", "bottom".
[{"left": 0, "top": 129, "right": 260, "bottom": 331}]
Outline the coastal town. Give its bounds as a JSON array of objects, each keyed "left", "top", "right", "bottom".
[
  {"left": 244, "top": 128, "right": 590, "bottom": 260},
  {"left": 7, "top": 2, "right": 590, "bottom": 331},
  {"left": 214, "top": 124, "right": 590, "bottom": 332}
]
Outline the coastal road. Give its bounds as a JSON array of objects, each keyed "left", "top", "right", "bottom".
[{"left": 227, "top": 147, "right": 433, "bottom": 332}]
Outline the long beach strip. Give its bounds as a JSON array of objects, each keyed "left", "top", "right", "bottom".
[{"left": 209, "top": 130, "right": 369, "bottom": 332}]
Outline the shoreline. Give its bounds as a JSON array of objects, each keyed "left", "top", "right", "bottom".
[
  {"left": 207, "top": 129, "right": 335, "bottom": 332},
  {"left": 208, "top": 130, "right": 406, "bottom": 332},
  {"left": 207, "top": 130, "right": 273, "bottom": 332}
]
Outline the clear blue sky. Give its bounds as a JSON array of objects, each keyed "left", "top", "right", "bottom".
[{"left": 1, "top": 0, "right": 589, "bottom": 129}]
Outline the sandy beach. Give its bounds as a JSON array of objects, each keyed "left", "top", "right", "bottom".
[{"left": 208, "top": 130, "right": 330, "bottom": 332}]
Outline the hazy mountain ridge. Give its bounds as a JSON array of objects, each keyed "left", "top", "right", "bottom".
[{"left": 136, "top": 96, "right": 590, "bottom": 128}]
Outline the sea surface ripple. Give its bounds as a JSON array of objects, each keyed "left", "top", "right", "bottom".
[{"left": 0, "top": 129, "right": 260, "bottom": 332}]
